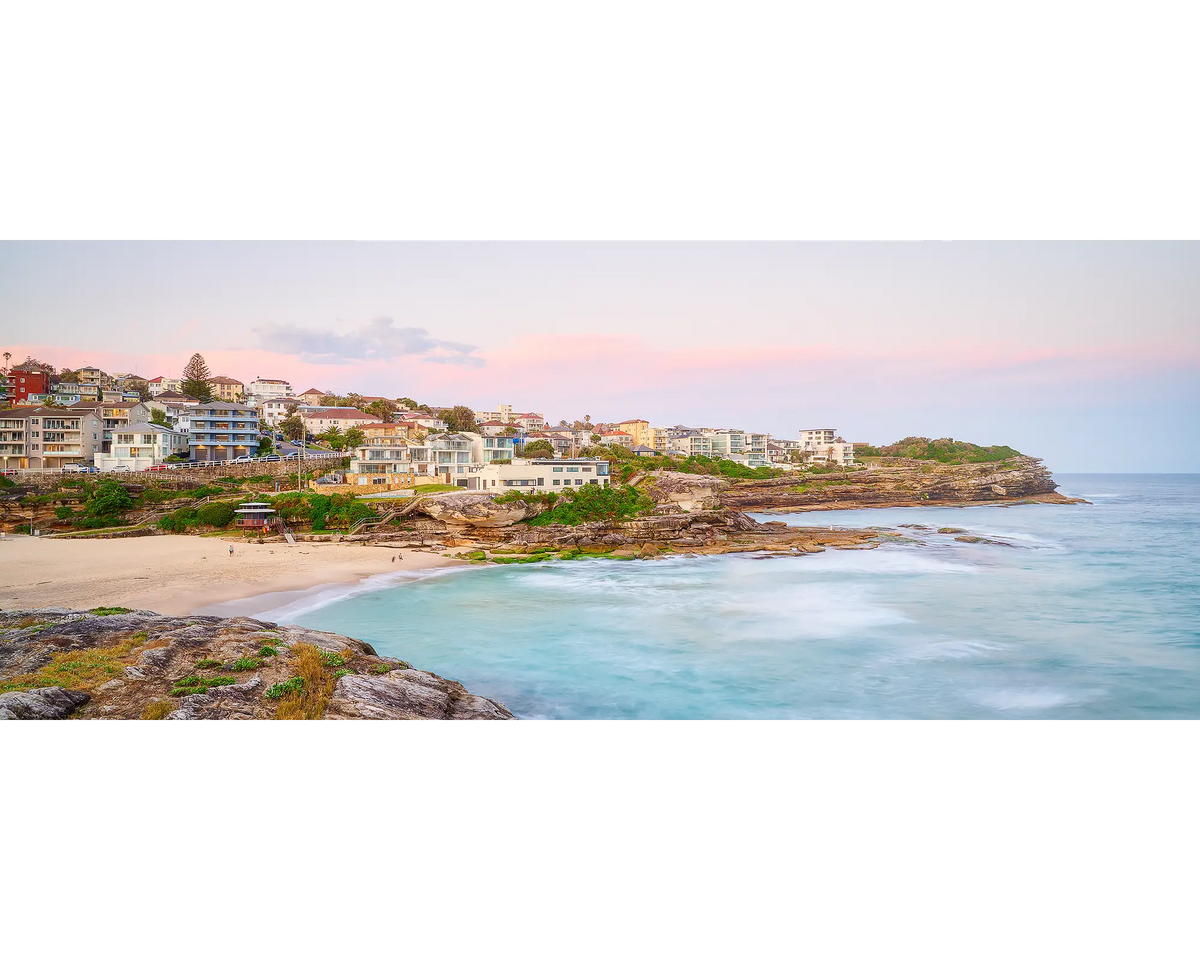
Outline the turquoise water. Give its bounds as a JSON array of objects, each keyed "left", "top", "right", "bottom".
[{"left": 284, "top": 475, "right": 1200, "bottom": 718}]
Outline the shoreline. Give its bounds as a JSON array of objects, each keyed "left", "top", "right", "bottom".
[
  {"left": 1, "top": 493, "right": 1089, "bottom": 623},
  {"left": 1, "top": 534, "right": 465, "bottom": 617}
]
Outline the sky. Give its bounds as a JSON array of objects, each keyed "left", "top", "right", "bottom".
[{"left": 2, "top": 241, "right": 1198, "bottom": 472}]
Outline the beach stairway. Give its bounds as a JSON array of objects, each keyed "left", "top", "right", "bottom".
[{"left": 347, "top": 508, "right": 400, "bottom": 535}]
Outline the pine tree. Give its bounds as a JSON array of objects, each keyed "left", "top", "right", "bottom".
[{"left": 181, "top": 353, "right": 214, "bottom": 402}]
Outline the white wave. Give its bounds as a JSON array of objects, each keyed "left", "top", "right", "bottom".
[
  {"left": 232, "top": 565, "right": 475, "bottom": 623},
  {"left": 971, "top": 687, "right": 1097, "bottom": 711},
  {"left": 895, "top": 638, "right": 1006, "bottom": 662},
  {"left": 803, "top": 547, "right": 979, "bottom": 576}
]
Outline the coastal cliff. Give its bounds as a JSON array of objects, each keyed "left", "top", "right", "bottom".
[
  {"left": 0, "top": 608, "right": 513, "bottom": 720},
  {"left": 716, "top": 456, "right": 1077, "bottom": 512}
]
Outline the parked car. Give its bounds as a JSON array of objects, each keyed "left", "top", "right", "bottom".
[
  {"left": 232, "top": 455, "right": 254, "bottom": 463},
  {"left": 61, "top": 463, "right": 98, "bottom": 474},
  {"left": 261, "top": 454, "right": 281, "bottom": 462},
  {"left": 147, "top": 464, "right": 169, "bottom": 471},
  {"left": 110, "top": 464, "right": 130, "bottom": 472},
  {"left": 285, "top": 452, "right": 299, "bottom": 459}
]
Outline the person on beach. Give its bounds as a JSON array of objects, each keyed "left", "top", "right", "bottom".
[{"left": 229, "top": 545, "right": 234, "bottom": 558}]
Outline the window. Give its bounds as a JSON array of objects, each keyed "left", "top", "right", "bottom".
[
  {"left": 575, "top": 479, "right": 583, "bottom": 485},
  {"left": 552, "top": 466, "right": 563, "bottom": 472},
  {"left": 552, "top": 479, "right": 560, "bottom": 485}
]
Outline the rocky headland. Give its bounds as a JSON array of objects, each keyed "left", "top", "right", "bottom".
[
  {"left": 328, "top": 457, "right": 1084, "bottom": 559},
  {"left": 715, "top": 456, "right": 1084, "bottom": 513},
  {"left": 0, "top": 608, "right": 513, "bottom": 720}
]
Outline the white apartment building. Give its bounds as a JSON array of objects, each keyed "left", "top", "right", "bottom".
[
  {"left": 800, "top": 428, "right": 837, "bottom": 447},
  {"left": 704, "top": 429, "right": 770, "bottom": 468},
  {"left": 260, "top": 399, "right": 301, "bottom": 426},
  {"left": 146, "top": 376, "right": 182, "bottom": 397},
  {"left": 95, "top": 422, "right": 189, "bottom": 472},
  {"left": 655, "top": 429, "right": 713, "bottom": 458},
  {"left": 799, "top": 428, "right": 855, "bottom": 465},
  {"left": 347, "top": 432, "right": 517, "bottom": 484},
  {"left": 474, "top": 402, "right": 514, "bottom": 423},
  {"left": 245, "top": 378, "right": 294, "bottom": 402}
]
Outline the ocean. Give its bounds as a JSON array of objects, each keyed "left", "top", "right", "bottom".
[{"left": 273, "top": 474, "right": 1200, "bottom": 719}]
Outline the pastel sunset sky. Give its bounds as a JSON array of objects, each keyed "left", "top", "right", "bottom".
[{"left": 2, "top": 241, "right": 1197, "bottom": 472}]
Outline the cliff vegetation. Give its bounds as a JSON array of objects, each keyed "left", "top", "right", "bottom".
[{"left": 854, "top": 437, "right": 1022, "bottom": 464}]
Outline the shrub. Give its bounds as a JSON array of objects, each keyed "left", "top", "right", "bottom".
[
  {"left": 272, "top": 644, "right": 338, "bottom": 719},
  {"left": 228, "top": 656, "right": 265, "bottom": 671},
  {"left": 318, "top": 650, "right": 347, "bottom": 668},
  {"left": 265, "top": 677, "right": 305, "bottom": 699},
  {"left": 872, "top": 437, "right": 1021, "bottom": 464},
  {"left": 83, "top": 480, "right": 134, "bottom": 525},
  {"left": 141, "top": 699, "right": 174, "bottom": 720},
  {"left": 331, "top": 668, "right": 353, "bottom": 680},
  {"left": 196, "top": 501, "right": 235, "bottom": 528},
  {"left": 54, "top": 505, "right": 74, "bottom": 520},
  {"left": 258, "top": 645, "right": 279, "bottom": 657},
  {"left": 523, "top": 484, "right": 655, "bottom": 527},
  {"left": 171, "top": 675, "right": 237, "bottom": 697},
  {"left": 195, "top": 658, "right": 223, "bottom": 669},
  {"left": 89, "top": 607, "right": 131, "bottom": 616}
]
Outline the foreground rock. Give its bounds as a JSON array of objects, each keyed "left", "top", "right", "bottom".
[{"left": 0, "top": 608, "right": 513, "bottom": 721}]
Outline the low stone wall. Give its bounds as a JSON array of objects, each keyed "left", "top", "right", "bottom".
[
  {"left": 5, "top": 456, "right": 344, "bottom": 491},
  {"left": 307, "top": 476, "right": 443, "bottom": 496}
]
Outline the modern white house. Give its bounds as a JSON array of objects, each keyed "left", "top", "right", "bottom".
[
  {"left": 245, "top": 378, "right": 294, "bottom": 403},
  {"left": 799, "top": 428, "right": 855, "bottom": 465},
  {"left": 94, "top": 422, "right": 190, "bottom": 472},
  {"left": 346, "top": 431, "right": 518, "bottom": 485},
  {"left": 454, "top": 457, "right": 611, "bottom": 491}
]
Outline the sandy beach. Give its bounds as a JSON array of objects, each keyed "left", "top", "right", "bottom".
[{"left": 0, "top": 534, "right": 463, "bottom": 616}]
